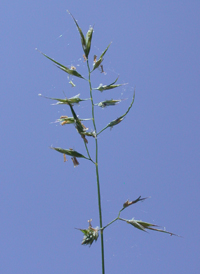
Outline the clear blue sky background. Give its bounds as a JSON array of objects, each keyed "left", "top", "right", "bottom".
[{"left": 1, "top": 1, "right": 200, "bottom": 273}]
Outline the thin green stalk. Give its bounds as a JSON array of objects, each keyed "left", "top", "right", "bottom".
[
  {"left": 87, "top": 60, "right": 105, "bottom": 274},
  {"left": 102, "top": 208, "right": 123, "bottom": 230},
  {"left": 118, "top": 217, "right": 127, "bottom": 222},
  {"left": 83, "top": 142, "right": 95, "bottom": 164},
  {"left": 97, "top": 125, "right": 108, "bottom": 136},
  {"left": 102, "top": 217, "right": 118, "bottom": 231}
]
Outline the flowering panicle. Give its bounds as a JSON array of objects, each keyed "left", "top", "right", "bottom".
[{"left": 38, "top": 11, "right": 178, "bottom": 274}]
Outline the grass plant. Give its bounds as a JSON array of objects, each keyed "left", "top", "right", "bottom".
[{"left": 37, "top": 11, "right": 178, "bottom": 274}]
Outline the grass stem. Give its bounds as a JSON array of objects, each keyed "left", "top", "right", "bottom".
[{"left": 87, "top": 60, "right": 105, "bottom": 274}]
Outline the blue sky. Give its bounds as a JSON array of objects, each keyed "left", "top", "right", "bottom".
[{"left": 1, "top": 1, "right": 200, "bottom": 273}]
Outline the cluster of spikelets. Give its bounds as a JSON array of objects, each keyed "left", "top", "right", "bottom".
[{"left": 77, "top": 219, "right": 99, "bottom": 247}]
